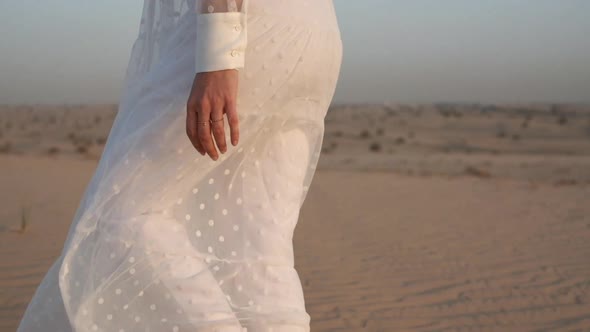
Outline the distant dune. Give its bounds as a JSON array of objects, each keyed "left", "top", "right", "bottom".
[{"left": 1, "top": 103, "right": 589, "bottom": 331}]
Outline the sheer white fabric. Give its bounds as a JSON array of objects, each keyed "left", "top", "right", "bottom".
[{"left": 17, "top": 1, "right": 342, "bottom": 331}]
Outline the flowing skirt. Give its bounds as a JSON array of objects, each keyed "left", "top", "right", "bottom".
[{"left": 17, "top": 1, "right": 342, "bottom": 331}]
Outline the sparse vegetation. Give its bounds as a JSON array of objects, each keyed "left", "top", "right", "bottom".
[
  {"left": 436, "top": 104, "right": 464, "bottom": 118},
  {"left": 321, "top": 142, "right": 338, "bottom": 154},
  {"left": 0, "top": 141, "right": 12, "bottom": 153},
  {"left": 19, "top": 205, "right": 30, "bottom": 234},
  {"left": 76, "top": 145, "right": 89, "bottom": 154},
  {"left": 47, "top": 146, "right": 60, "bottom": 155},
  {"left": 555, "top": 179, "right": 577, "bottom": 186},
  {"left": 384, "top": 107, "right": 397, "bottom": 117},
  {"left": 464, "top": 166, "right": 491, "bottom": 178},
  {"left": 369, "top": 142, "right": 381, "bottom": 152}
]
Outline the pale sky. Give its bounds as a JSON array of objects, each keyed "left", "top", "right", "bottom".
[{"left": 0, "top": 0, "right": 589, "bottom": 105}]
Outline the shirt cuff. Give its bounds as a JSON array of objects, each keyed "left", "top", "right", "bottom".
[{"left": 195, "top": 11, "right": 247, "bottom": 74}]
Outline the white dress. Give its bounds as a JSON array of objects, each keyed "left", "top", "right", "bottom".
[{"left": 17, "top": 0, "right": 342, "bottom": 331}]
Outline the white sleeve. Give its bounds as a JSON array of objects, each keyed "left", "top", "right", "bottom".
[{"left": 194, "top": 0, "right": 248, "bottom": 74}]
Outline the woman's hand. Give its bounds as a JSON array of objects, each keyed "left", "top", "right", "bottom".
[{"left": 186, "top": 69, "right": 240, "bottom": 161}]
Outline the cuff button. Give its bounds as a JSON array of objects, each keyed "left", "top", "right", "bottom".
[
  {"left": 231, "top": 50, "right": 239, "bottom": 57},
  {"left": 234, "top": 24, "right": 242, "bottom": 32}
]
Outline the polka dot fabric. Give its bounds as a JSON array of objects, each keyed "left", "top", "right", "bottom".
[{"left": 17, "top": 0, "right": 342, "bottom": 331}]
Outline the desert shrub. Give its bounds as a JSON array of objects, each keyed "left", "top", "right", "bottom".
[
  {"left": 359, "top": 129, "right": 370, "bottom": 139},
  {"left": 0, "top": 141, "right": 12, "bottom": 153},
  {"left": 369, "top": 142, "right": 381, "bottom": 152},
  {"left": 76, "top": 145, "right": 88, "bottom": 154},
  {"left": 47, "top": 146, "right": 60, "bottom": 155}
]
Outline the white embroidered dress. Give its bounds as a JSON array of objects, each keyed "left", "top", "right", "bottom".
[{"left": 17, "top": 0, "right": 342, "bottom": 331}]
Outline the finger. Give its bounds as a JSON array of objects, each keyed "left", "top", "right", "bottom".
[
  {"left": 186, "top": 103, "right": 205, "bottom": 155},
  {"left": 197, "top": 100, "right": 219, "bottom": 160},
  {"left": 225, "top": 97, "right": 239, "bottom": 146},
  {"left": 210, "top": 107, "right": 227, "bottom": 154},
  {"left": 194, "top": 123, "right": 206, "bottom": 155}
]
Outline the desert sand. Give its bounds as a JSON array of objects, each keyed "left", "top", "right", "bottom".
[{"left": 1, "top": 103, "right": 590, "bottom": 331}]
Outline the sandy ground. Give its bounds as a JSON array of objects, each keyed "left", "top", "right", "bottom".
[{"left": 1, "top": 103, "right": 590, "bottom": 331}]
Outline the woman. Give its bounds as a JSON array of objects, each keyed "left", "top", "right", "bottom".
[{"left": 17, "top": 0, "right": 342, "bottom": 331}]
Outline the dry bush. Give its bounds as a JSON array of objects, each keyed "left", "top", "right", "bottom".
[
  {"left": 359, "top": 129, "right": 370, "bottom": 139},
  {"left": 76, "top": 145, "right": 89, "bottom": 154},
  {"left": 0, "top": 141, "right": 12, "bottom": 153},
  {"left": 464, "top": 166, "right": 491, "bottom": 178},
  {"left": 369, "top": 142, "right": 381, "bottom": 152},
  {"left": 47, "top": 146, "right": 60, "bottom": 155}
]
